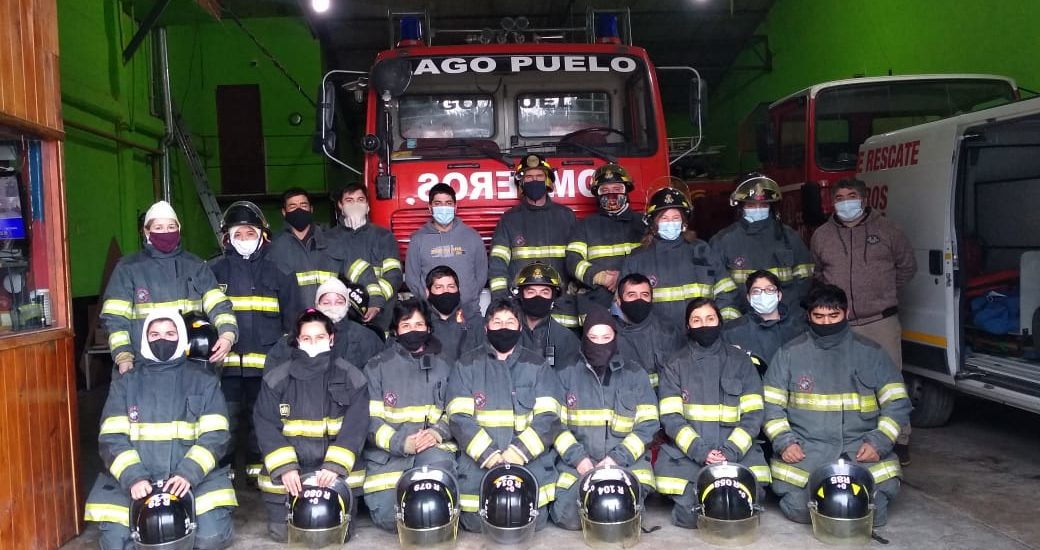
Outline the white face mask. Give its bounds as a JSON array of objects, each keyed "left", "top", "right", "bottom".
[
  {"left": 341, "top": 203, "right": 369, "bottom": 229},
  {"left": 298, "top": 341, "right": 331, "bottom": 357},
  {"left": 317, "top": 304, "right": 348, "bottom": 323},
  {"left": 231, "top": 238, "right": 261, "bottom": 258},
  {"left": 835, "top": 199, "right": 864, "bottom": 222},
  {"left": 743, "top": 206, "right": 770, "bottom": 224},
  {"left": 749, "top": 292, "right": 780, "bottom": 315}
]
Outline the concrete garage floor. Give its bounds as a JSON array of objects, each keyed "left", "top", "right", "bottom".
[{"left": 63, "top": 386, "right": 1040, "bottom": 550}]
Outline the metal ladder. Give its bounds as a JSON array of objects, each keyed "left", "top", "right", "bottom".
[{"left": 171, "top": 106, "right": 223, "bottom": 246}]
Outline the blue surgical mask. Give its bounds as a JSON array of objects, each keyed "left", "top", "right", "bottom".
[
  {"left": 749, "top": 292, "right": 780, "bottom": 315},
  {"left": 432, "top": 206, "right": 455, "bottom": 226},
  {"left": 743, "top": 206, "right": 770, "bottom": 224},
  {"left": 835, "top": 199, "right": 864, "bottom": 222},
  {"left": 657, "top": 220, "right": 683, "bottom": 241}
]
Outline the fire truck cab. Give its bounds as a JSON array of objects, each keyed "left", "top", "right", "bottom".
[
  {"left": 857, "top": 96, "right": 1040, "bottom": 426},
  {"left": 318, "top": 11, "right": 704, "bottom": 260}
]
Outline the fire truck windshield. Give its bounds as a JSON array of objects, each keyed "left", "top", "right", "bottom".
[
  {"left": 385, "top": 53, "right": 658, "bottom": 160},
  {"left": 814, "top": 78, "right": 1016, "bottom": 170}
]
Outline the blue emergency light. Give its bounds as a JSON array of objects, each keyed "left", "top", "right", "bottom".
[
  {"left": 596, "top": 14, "right": 621, "bottom": 44},
  {"left": 398, "top": 16, "right": 424, "bottom": 47}
]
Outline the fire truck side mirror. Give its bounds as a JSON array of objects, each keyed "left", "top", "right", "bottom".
[
  {"left": 691, "top": 78, "right": 708, "bottom": 127},
  {"left": 316, "top": 81, "right": 337, "bottom": 155}
]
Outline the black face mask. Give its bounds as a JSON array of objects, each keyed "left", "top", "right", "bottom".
[
  {"left": 284, "top": 209, "right": 313, "bottom": 231},
  {"left": 619, "top": 299, "right": 652, "bottom": 324},
  {"left": 149, "top": 339, "right": 179, "bottom": 361},
  {"left": 597, "top": 192, "right": 629, "bottom": 216},
  {"left": 810, "top": 320, "right": 848, "bottom": 337},
  {"left": 428, "top": 291, "right": 461, "bottom": 315},
  {"left": 688, "top": 325, "right": 722, "bottom": 347},
  {"left": 487, "top": 328, "right": 521, "bottom": 353},
  {"left": 521, "top": 295, "right": 553, "bottom": 319},
  {"left": 522, "top": 181, "right": 548, "bottom": 201},
  {"left": 582, "top": 339, "right": 616, "bottom": 369},
  {"left": 398, "top": 330, "right": 430, "bottom": 352}
]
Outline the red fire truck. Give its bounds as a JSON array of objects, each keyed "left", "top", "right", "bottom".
[
  {"left": 317, "top": 11, "right": 704, "bottom": 256},
  {"left": 758, "top": 75, "right": 1018, "bottom": 237}
]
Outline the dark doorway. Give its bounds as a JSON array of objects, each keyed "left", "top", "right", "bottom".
[{"left": 216, "top": 84, "right": 266, "bottom": 194}]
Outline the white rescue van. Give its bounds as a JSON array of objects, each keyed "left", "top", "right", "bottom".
[{"left": 858, "top": 96, "right": 1040, "bottom": 426}]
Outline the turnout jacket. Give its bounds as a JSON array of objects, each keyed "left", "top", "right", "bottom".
[
  {"left": 656, "top": 339, "right": 770, "bottom": 493},
  {"left": 254, "top": 350, "right": 369, "bottom": 492},
  {"left": 619, "top": 237, "right": 739, "bottom": 327},
  {"left": 430, "top": 306, "right": 484, "bottom": 363},
  {"left": 554, "top": 355, "right": 659, "bottom": 491},
  {"left": 209, "top": 245, "right": 299, "bottom": 377},
  {"left": 85, "top": 356, "right": 236, "bottom": 526},
  {"left": 363, "top": 339, "right": 457, "bottom": 495},
  {"left": 267, "top": 223, "right": 386, "bottom": 311},
  {"left": 565, "top": 209, "right": 644, "bottom": 289},
  {"left": 102, "top": 244, "right": 237, "bottom": 364},
  {"left": 265, "top": 317, "right": 384, "bottom": 373},
  {"left": 489, "top": 199, "right": 578, "bottom": 327},
  {"left": 723, "top": 303, "right": 806, "bottom": 372},
  {"left": 447, "top": 343, "right": 564, "bottom": 512},
  {"left": 710, "top": 217, "right": 814, "bottom": 311},
  {"left": 613, "top": 307, "right": 684, "bottom": 388},
  {"left": 763, "top": 327, "right": 911, "bottom": 488},
  {"left": 519, "top": 312, "right": 581, "bottom": 370},
  {"left": 328, "top": 222, "right": 403, "bottom": 310},
  {"left": 810, "top": 209, "right": 917, "bottom": 325}
]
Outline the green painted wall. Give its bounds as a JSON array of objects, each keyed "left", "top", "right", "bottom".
[
  {"left": 704, "top": 0, "right": 1040, "bottom": 173},
  {"left": 59, "top": 6, "right": 323, "bottom": 298}
]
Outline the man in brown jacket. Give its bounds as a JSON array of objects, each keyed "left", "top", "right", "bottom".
[{"left": 810, "top": 177, "right": 917, "bottom": 465}]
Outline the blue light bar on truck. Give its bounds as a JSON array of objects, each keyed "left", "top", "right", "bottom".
[
  {"left": 397, "top": 16, "right": 424, "bottom": 47},
  {"left": 595, "top": 14, "right": 621, "bottom": 44}
]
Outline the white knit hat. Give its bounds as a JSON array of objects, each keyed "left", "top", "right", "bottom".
[
  {"left": 144, "top": 200, "right": 180, "bottom": 228},
  {"left": 315, "top": 277, "right": 349, "bottom": 304}
]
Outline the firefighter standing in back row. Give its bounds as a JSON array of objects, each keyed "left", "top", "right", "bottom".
[
  {"left": 710, "top": 173, "right": 814, "bottom": 312},
  {"left": 208, "top": 201, "right": 299, "bottom": 483},
  {"left": 566, "top": 163, "right": 646, "bottom": 320},
  {"left": 489, "top": 154, "right": 579, "bottom": 328}
]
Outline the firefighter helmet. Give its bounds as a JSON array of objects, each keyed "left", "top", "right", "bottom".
[
  {"left": 395, "top": 466, "right": 460, "bottom": 549},
  {"left": 808, "top": 459, "right": 876, "bottom": 545},
  {"left": 514, "top": 153, "right": 556, "bottom": 188},
  {"left": 694, "top": 463, "right": 761, "bottom": 546},
  {"left": 513, "top": 261, "right": 562, "bottom": 295},
  {"left": 729, "top": 172, "right": 782, "bottom": 206},
  {"left": 644, "top": 187, "right": 691, "bottom": 222},
  {"left": 287, "top": 476, "right": 352, "bottom": 548},
  {"left": 130, "top": 482, "right": 196, "bottom": 550},
  {"left": 578, "top": 466, "right": 642, "bottom": 548},
  {"left": 220, "top": 200, "right": 269, "bottom": 234},
  {"left": 342, "top": 281, "right": 370, "bottom": 323},
  {"left": 479, "top": 464, "right": 539, "bottom": 545},
  {"left": 591, "top": 164, "right": 634, "bottom": 194},
  {"left": 181, "top": 311, "right": 217, "bottom": 361}
]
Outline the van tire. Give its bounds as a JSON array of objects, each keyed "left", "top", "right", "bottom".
[{"left": 906, "top": 374, "right": 955, "bottom": 428}]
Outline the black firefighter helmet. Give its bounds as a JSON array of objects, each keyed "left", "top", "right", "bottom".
[
  {"left": 729, "top": 172, "right": 782, "bottom": 206},
  {"left": 514, "top": 153, "right": 556, "bottom": 188},
  {"left": 513, "top": 261, "right": 562, "bottom": 296},
  {"left": 578, "top": 466, "right": 642, "bottom": 547},
  {"left": 181, "top": 311, "right": 217, "bottom": 361},
  {"left": 479, "top": 464, "right": 539, "bottom": 545},
  {"left": 220, "top": 200, "right": 270, "bottom": 235},
  {"left": 131, "top": 481, "right": 196, "bottom": 549},
  {"left": 395, "top": 466, "right": 460, "bottom": 549},
  {"left": 288, "top": 478, "right": 352, "bottom": 547},
  {"left": 644, "top": 187, "right": 691, "bottom": 224},
  {"left": 591, "top": 163, "right": 634, "bottom": 194}
]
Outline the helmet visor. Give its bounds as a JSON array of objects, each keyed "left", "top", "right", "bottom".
[
  {"left": 579, "top": 511, "right": 641, "bottom": 548},
  {"left": 287, "top": 522, "right": 349, "bottom": 549},
  {"left": 397, "top": 514, "right": 459, "bottom": 550}
]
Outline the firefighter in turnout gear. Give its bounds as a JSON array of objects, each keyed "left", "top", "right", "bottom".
[
  {"left": 329, "top": 182, "right": 403, "bottom": 333},
  {"left": 264, "top": 278, "right": 385, "bottom": 373},
  {"left": 549, "top": 306, "right": 658, "bottom": 530},
  {"left": 763, "top": 284, "right": 910, "bottom": 527},
  {"left": 446, "top": 298, "right": 565, "bottom": 533},
  {"left": 514, "top": 261, "right": 581, "bottom": 369},
  {"left": 655, "top": 298, "right": 770, "bottom": 529},
  {"left": 566, "top": 164, "right": 645, "bottom": 318},
  {"left": 489, "top": 154, "right": 579, "bottom": 328},
  {"left": 710, "top": 173, "right": 813, "bottom": 312},
  {"left": 85, "top": 310, "right": 237, "bottom": 550},
  {"left": 425, "top": 265, "right": 484, "bottom": 363},
  {"left": 611, "top": 273, "right": 684, "bottom": 389},
  {"left": 208, "top": 201, "right": 299, "bottom": 483},
  {"left": 253, "top": 309, "right": 369, "bottom": 542},
  {"left": 101, "top": 200, "right": 238, "bottom": 375},
  {"left": 363, "top": 299, "right": 458, "bottom": 532},
  {"left": 620, "top": 187, "right": 740, "bottom": 327},
  {"left": 267, "top": 187, "right": 387, "bottom": 314}
]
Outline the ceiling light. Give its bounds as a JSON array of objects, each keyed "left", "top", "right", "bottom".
[{"left": 311, "top": 0, "right": 330, "bottom": 14}]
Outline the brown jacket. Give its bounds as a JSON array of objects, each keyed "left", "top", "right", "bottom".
[{"left": 810, "top": 209, "right": 917, "bottom": 325}]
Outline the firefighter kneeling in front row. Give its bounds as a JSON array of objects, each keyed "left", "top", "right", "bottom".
[
  {"left": 763, "top": 284, "right": 911, "bottom": 526},
  {"left": 446, "top": 298, "right": 564, "bottom": 532},
  {"left": 550, "top": 305, "right": 659, "bottom": 530}
]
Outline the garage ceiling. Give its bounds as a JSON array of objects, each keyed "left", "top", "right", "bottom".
[{"left": 126, "top": 0, "right": 773, "bottom": 101}]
